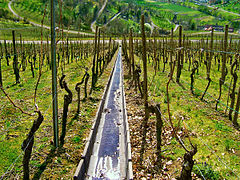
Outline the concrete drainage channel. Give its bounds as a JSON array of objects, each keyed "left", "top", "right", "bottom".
[{"left": 74, "top": 47, "right": 133, "bottom": 180}]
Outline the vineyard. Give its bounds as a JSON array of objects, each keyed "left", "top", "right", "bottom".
[
  {"left": 1, "top": 0, "right": 240, "bottom": 179},
  {"left": 121, "top": 19, "right": 240, "bottom": 179},
  {"left": 0, "top": 24, "right": 119, "bottom": 178}
]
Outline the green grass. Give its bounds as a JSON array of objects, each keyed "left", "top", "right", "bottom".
[{"left": 0, "top": 138, "right": 23, "bottom": 173}]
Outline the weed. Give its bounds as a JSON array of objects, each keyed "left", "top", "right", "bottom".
[
  {"left": 31, "top": 160, "right": 41, "bottom": 168},
  {"left": 171, "top": 139, "right": 177, "bottom": 145},
  {"left": 224, "top": 139, "right": 234, "bottom": 151},
  {"left": 193, "top": 162, "right": 222, "bottom": 180},
  {"left": 57, "top": 157, "right": 62, "bottom": 164},
  {"left": 75, "top": 145, "right": 82, "bottom": 149},
  {"left": 72, "top": 136, "right": 80, "bottom": 143},
  {"left": 41, "top": 137, "right": 49, "bottom": 142},
  {"left": 60, "top": 169, "right": 67, "bottom": 174},
  {"left": 215, "top": 122, "right": 232, "bottom": 132}
]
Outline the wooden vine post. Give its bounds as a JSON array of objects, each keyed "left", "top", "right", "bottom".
[
  {"left": 4, "top": 40, "right": 9, "bottom": 66},
  {"left": 51, "top": 0, "right": 59, "bottom": 147},
  {"left": 122, "top": 35, "right": 130, "bottom": 74},
  {"left": 67, "top": 38, "right": 69, "bottom": 64},
  {"left": 170, "top": 28, "right": 174, "bottom": 76},
  {"left": 20, "top": 34, "right": 25, "bottom": 71},
  {"left": 102, "top": 31, "right": 105, "bottom": 73},
  {"left": 90, "top": 26, "right": 99, "bottom": 94},
  {"left": 176, "top": 26, "right": 182, "bottom": 83},
  {"left": 153, "top": 30, "right": 157, "bottom": 75},
  {"left": 12, "top": 30, "right": 20, "bottom": 84},
  {"left": 128, "top": 31, "right": 132, "bottom": 76},
  {"left": 216, "top": 25, "right": 228, "bottom": 110},
  {"left": 47, "top": 36, "right": 50, "bottom": 69},
  {"left": 140, "top": 14, "right": 149, "bottom": 164},
  {"left": 108, "top": 37, "right": 112, "bottom": 64},
  {"left": 0, "top": 42, "right": 3, "bottom": 87},
  {"left": 229, "top": 57, "right": 238, "bottom": 120},
  {"left": 233, "top": 86, "right": 240, "bottom": 127},
  {"left": 96, "top": 28, "right": 101, "bottom": 78},
  {"left": 155, "top": 104, "right": 163, "bottom": 166},
  {"left": 130, "top": 28, "right": 135, "bottom": 82}
]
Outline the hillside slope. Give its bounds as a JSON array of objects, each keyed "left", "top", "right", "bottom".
[{"left": 3, "top": 0, "right": 240, "bottom": 36}]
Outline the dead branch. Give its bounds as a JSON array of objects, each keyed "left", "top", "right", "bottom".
[{"left": 0, "top": 86, "right": 33, "bottom": 116}]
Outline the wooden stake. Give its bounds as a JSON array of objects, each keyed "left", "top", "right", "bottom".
[
  {"left": 176, "top": 26, "right": 182, "bottom": 83},
  {"left": 12, "top": 30, "right": 20, "bottom": 84},
  {"left": 140, "top": 14, "right": 149, "bottom": 164}
]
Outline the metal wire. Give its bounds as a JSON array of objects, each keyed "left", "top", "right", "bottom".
[{"left": 195, "top": 164, "right": 206, "bottom": 180}]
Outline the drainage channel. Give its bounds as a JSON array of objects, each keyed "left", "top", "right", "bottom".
[{"left": 74, "top": 47, "right": 133, "bottom": 180}]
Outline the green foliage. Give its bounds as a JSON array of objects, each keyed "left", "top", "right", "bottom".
[
  {"left": 214, "top": 0, "right": 240, "bottom": 14},
  {"left": 12, "top": 0, "right": 97, "bottom": 30},
  {"left": 0, "top": 0, "right": 16, "bottom": 21},
  {"left": 193, "top": 163, "right": 222, "bottom": 180},
  {"left": 72, "top": 136, "right": 80, "bottom": 143}
]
